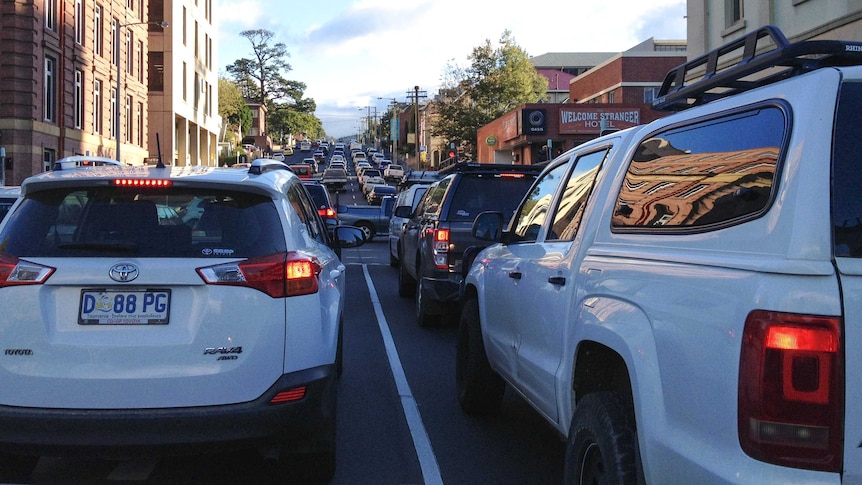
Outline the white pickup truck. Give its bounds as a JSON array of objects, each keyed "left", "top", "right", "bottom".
[{"left": 457, "top": 27, "right": 862, "bottom": 484}]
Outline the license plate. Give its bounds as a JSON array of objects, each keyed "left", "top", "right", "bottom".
[{"left": 79, "top": 289, "right": 171, "bottom": 325}]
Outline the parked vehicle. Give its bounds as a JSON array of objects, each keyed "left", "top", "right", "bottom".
[
  {"left": 456, "top": 27, "right": 862, "bottom": 484},
  {"left": 0, "top": 158, "right": 366, "bottom": 482},
  {"left": 396, "top": 162, "right": 542, "bottom": 326},
  {"left": 322, "top": 168, "right": 348, "bottom": 192},
  {"left": 388, "top": 184, "right": 430, "bottom": 267},
  {"left": 337, "top": 196, "right": 395, "bottom": 240}
]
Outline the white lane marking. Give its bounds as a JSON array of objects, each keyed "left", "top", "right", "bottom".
[{"left": 361, "top": 265, "right": 444, "bottom": 485}]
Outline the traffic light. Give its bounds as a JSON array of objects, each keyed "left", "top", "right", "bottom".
[{"left": 447, "top": 149, "right": 457, "bottom": 162}]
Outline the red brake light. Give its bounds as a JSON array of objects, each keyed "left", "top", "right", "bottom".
[
  {"left": 270, "top": 386, "right": 307, "bottom": 404},
  {"left": 739, "top": 310, "right": 843, "bottom": 472},
  {"left": 434, "top": 229, "right": 450, "bottom": 242},
  {"left": 197, "top": 252, "right": 321, "bottom": 298},
  {"left": 318, "top": 207, "right": 336, "bottom": 219},
  {"left": 499, "top": 173, "right": 525, "bottom": 178},
  {"left": 113, "top": 179, "right": 173, "bottom": 187},
  {"left": 0, "top": 254, "right": 55, "bottom": 287}
]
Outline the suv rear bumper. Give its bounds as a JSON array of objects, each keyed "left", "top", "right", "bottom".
[
  {"left": 420, "top": 274, "right": 461, "bottom": 311},
  {"left": 0, "top": 365, "right": 336, "bottom": 458}
]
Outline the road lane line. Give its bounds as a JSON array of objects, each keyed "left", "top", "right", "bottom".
[{"left": 361, "top": 265, "right": 444, "bottom": 485}]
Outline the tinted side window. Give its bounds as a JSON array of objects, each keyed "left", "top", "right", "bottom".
[
  {"left": 287, "top": 183, "right": 324, "bottom": 243},
  {"left": 833, "top": 82, "right": 862, "bottom": 257},
  {"left": 512, "top": 161, "right": 570, "bottom": 243},
  {"left": 549, "top": 149, "right": 609, "bottom": 241},
  {"left": 421, "top": 178, "right": 451, "bottom": 217},
  {"left": 0, "top": 187, "right": 285, "bottom": 258},
  {"left": 612, "top": 106, "right": 786, "bottom": 231}
]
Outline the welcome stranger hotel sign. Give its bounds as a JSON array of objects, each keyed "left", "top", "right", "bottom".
[{"left": 560, "top": 107, "right": 641, "bottom": 134}]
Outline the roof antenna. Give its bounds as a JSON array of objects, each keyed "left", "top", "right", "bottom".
[{"left": 156, "top": 133, "right": 166, "bottom": 168}]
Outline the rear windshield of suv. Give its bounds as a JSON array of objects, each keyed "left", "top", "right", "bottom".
[
  {"left": 0, "top": 186, "right": 286, "bottom": 258},
  {"left": 446, "top": 174, "right": 537, "bottom": 222}
]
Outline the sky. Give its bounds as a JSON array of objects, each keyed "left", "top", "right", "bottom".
[{"left": 214, "top": 0, "right": 688, "bottom": 140}]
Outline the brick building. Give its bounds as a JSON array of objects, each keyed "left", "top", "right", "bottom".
[
  {"left": 0, "top": 0, "right": 156, "bottom": 185},
  {"left": 477, "top": 39, "right": 686, "bottom": 165}
]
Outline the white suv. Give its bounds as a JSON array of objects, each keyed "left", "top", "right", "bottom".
[
  {"left": 0, "top": 158, "right": 365, "bottom": 481},
  {"left": 458, "top": 27, "right": 862, "bottom": 483}
]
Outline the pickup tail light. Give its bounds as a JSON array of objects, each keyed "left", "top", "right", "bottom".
[
  {"left": 738, "top": 310, "right": 843, "bottom": 472},
  {"left": 197, "top": 252, "right": 321, "bottom": 298},
  {"left": 0, "top": 254, "right": 55, "bottom": 287},
  {"left": 318, "top": 207, "right": 337, "bottom": 219},
  {"left": 433, "top": 229, "right": 450, "bottom": 269}
]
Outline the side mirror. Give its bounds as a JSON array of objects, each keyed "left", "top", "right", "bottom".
[
  {"left": 472, "top": 211, "right": 504, "bottom": 242},
  {"left": 394, "top": 205, "right": 412, "bottom": 218},
  {"left": 334, "top": 226, "right": 366, "bottom": 249}
]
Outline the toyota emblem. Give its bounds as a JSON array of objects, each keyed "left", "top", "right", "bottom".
[{"left": 109, "top": 263, "right": 140, "bottom": 282}]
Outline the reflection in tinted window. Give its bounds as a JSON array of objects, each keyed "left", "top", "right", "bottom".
[
  {"left": 447, "top": 175, "right": 537, "bottom": 222},
  {"left": 612, "top": 107, "right": 785, "bottom": 230},
  {"left": 513, "top": 162, "right": 569, "bottom": 242},
  {"left": 549, "top": 149, "right": 609, "bottom": 241},
  {"left": 0, "top": 187, "right": 285, "bottom": 258},
  {"left": 833, "top": 82, "right": 862, "bottom": 258}
]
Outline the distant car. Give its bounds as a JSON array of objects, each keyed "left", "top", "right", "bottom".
[
  {"left": 0, "top": 186, "right": 21, "bottom": 223},
  {"left": 388, "top": 183, "right": 429, "bottom": 267},
  {"left": 288, "top": 164, "right": 314, "bottom": 179},
  {"left": 302, "top": 181, "right": 337, "bottom": 228},
  {"left": 384, "top": 164, "right": 404, "bottom": 181},
  {"left": 366, "top": 184, "right": 397, "bottom": 206},
  {"left": 0, "top": 157, "right": 367, "bottom": 481},
  {"left": 283, "top": 146, "right": 294, "bottom": 156},
  {"left": 272, "top": 152, "right": 285, "bottom": 162},
  {"left": 300, "top": 140, "right": 311, "bottom": 151}
]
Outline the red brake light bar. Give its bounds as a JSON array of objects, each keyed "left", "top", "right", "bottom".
[{"left": 113, "top": 179, "right": 173, "bottom": 187}]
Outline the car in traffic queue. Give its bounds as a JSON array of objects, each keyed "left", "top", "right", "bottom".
[
  {"left": 366, "top": 184, "right": 397, "bottom": 206},
  {"left": 0, "top": 157, "right": 366, "bottom": 482},
  {"left": 388, "top": 183, "right": 430, "bottom": 267},
  {"left": 0, "top": 186, "right": 21, "bottom": 224}
]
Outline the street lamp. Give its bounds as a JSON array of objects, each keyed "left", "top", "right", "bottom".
[{"left": 116, "top": 20, "right": 168, "bottom": 163}]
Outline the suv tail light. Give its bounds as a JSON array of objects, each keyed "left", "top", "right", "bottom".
[
  {"left": 432, "top": 229, "right": 450, "bottom": 269},
  {"left": 739, "top": 310, "right": 843, "bottom": 472},
  {"left": 318, "top": 207, "right": 337, "bottom": 220},
  {"left": 197, "top": 252, "right": 321, "bottom": 298},
  {"left": 0, "top": 254, "right": 55, "bottom": 287}
]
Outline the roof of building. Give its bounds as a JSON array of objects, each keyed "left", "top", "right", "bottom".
[
  {"left": 529, "top": 52, "right": 617, "bottom": 69},
  {"left": 536, "top": 69, "right": 577, "bottom": 90}
]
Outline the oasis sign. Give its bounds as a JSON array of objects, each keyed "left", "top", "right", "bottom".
[{"left": 560, "top": 108, "right": 641, "bottom": 134}]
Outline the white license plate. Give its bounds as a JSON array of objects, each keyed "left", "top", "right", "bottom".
[{"left": 78, "top": 289, "right": 171, "bottom": 325}]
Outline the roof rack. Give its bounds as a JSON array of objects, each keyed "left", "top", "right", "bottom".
[
  {"left": 248, "top": 159, "right": 290, "bottom": 175},
  {"left": 437, "top": 161, "right": 543, "bottom": 176},
  {"left": 653, "top": 25, "right": 862, "bottom": 112},
  {"left": 53, "top": 156, "right": 123, "bottom": 170}
]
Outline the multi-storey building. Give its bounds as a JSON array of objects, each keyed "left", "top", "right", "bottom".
[
  {"left": 687, "top": 0, "right": 862, "bottom": 57},
  {"left": 147, "top": 0, "right": 220, "bottom": 167},
  {"left": 0, "top": 0, "right": 157, "bottom": 184}
]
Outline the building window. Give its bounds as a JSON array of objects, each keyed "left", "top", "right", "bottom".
[
  {"left": 148, "top": 51, "right": 164, "bottom": 91},
  {"left": 123, "top": 95, "right": 132, "bottom": 143},
  {"left": 138, "top": 0, "right": 144, "bottom": 21},
  {"left": 126, "top": 31, "right": 133, "bottom": 74},
  {"left": 643, "top": 87, "right": 660, "bottom": 104},
  {"left": 112, "top": 18, "right": 120, "bottom": 67},
  {"left": 43, "top": 149, "right": 56, "bottom": 172},
  {"left": 136, "top": 102, "right": 144, "bottom": 146},
  {"left": 93, "top": 79, "right": 102, "bottom": 134},
  {"left": 194, "top": 21, "right": 199, "bottom": 59},
  {"left": 148, "top": 0, "right": 164, "bottom": 30},
  {"left": 607, "top": 91, "right": 615, "bottom": 103},
  {"left": 182, "top": 7, "right": 187, "bottom": 45},
  {"left": 44, "top": 56, "right": 56, "bottom": 122},
  {"left": 726, "top": 0, "right": 743, "bottom": 26},
  {"left": 183, "top": 62, "right": 187, "bottom": 101},
  {"left": 137, "top": 40, "right": 144, "bottom": 82},
  {"left": 109, "top": 87, "right": 116, "bottom": 139},
  {"left": 45, "top": 0, "right": 56, "bottom": 31},
  {"left": 74, "top": 0, "right": 83, "bottom": 44},
  {"left": 75, "top": 70, "right": 84, "bottom": 129},
  {"left": 94, "top": 5, "right": 103, "bottom": 56}
]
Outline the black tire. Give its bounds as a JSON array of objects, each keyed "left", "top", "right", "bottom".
[
  {"left": 456, "top": 297, "right": 505, "bottom": 415},
  {"left": 416, "top": 277, "right": 438, "bottom": 327},
  {"left": 357, "top": 222, "right": 374, "bottom": 240},
  {"left": 0, "top": 453, "right": 38, "bottom": 482},
  {"left": 398, "top": 257, "right": 416, "bottom": 297},
  {"left": 564, "top": 392, "right": 639, "bottom": 485},
  {"left": 389, "top": 251, "right": 399, "bottom": 267}
]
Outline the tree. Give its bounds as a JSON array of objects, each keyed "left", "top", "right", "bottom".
[
  {"left": 432, "top": 30, "right": 548, "bottom": 160},
  {"left": 218, "top": 78, "right": 252, "bottom": 142},
  {"left": 225, "top": 29, "right": 325, "bottom": 145}
]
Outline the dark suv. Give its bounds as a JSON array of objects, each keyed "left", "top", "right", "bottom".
[{"left": 395, "top": 163, "right": 541, "bottom": 326}]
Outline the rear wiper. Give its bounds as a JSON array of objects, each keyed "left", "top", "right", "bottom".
[{"left": 56, "top": 242, "right": 139, "bottom": 253}]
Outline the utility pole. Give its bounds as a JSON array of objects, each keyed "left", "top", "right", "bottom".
[{"left": 406, "top": 86, "right": 427, "bottom": 168}]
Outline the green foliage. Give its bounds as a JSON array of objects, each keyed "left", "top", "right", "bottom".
[
  {"left": 224, "top": 29, "right": 325, "bottom": 144},
  {"left": 432, "top": 30, "right": 548, "bottom": 159},
  {"left": 218, "top": 78, "right": 253, "bottom": 136}
]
